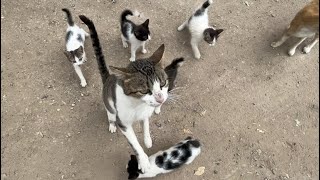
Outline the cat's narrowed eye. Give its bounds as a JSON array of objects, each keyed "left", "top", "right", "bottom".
[
  {"left": 160, "top": 80, "right": 168, "bottom": 88},
  {"left": 138, "top": 89, "right": 152, "bottom": 95}
]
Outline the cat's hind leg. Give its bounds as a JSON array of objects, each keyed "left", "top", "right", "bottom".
[
  {"left": 288, "top": 37, "right": 307, "bottom": 56},
  {"left": 271, "top": 33, "right": 290, "bottom": 48},
  {"left": 107, "top": 110, "right": 117, "bottom": 133},
  {"left": 178, "top": 20, "right": 188, "bottom": 31},
  {"left": 121, "top": 34, "right": 129, "bottom": 48},
  {"left": 73, "top": 64, "right": 87, "bottom": 87}
]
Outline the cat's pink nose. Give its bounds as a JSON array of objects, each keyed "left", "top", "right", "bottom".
[{"left": 155, "top": 92, "right": 164, "bottom": 104}]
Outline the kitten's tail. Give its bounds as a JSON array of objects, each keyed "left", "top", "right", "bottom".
[
  {"left": 165, "top": 58, "right": 184, "bottom": 91},
  {"left": 79, "top": 15, "right": 110, "bottom": 84},
  {"left": 121, "top": 9, "right": 134, "bottom": 22},
  {"left": 202, "top": 0, "right": 213, "bottom": 9},
  {"left": 62, "top": 8, "right": 74, "bottom": 26}
]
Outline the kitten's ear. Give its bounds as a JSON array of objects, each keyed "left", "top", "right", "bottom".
[
  {"left": 109, "top": 66, "right": 131, "bottom": 76},
  {"left": 142, "top": 19, "right": 149, "bottom": 27},
  {"left": 149, "top": 44, "right": 165, "bottom": 66},
  {"left": 63, "top": 51, "right": 74, "bottom": 62},
  {"left": 130, "top": 155, "right": 137, "bottom": 161},
  {"left": 216, "top": 29, "right": 224, "bottom": 35},
  {"left": 79, "top": 46, "right": 84, "bottom": 53}
]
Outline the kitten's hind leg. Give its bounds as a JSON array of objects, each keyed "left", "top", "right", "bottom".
[
  {"left": 191, "top": 38, "right": 201, "bottom": 59},
  {"left": 288, "top": 37, "right": 307, "bottom": 56},
  {"left": 142, "top": 118, "right": 152, "bottom": 148},
  {"left": 107, "top": 110, "right": 117, "bottom": 133},
  {"left": 178, "top": 20, "right": 188, "bottom": 31},
  {"left": 73, "top": 64, "right": 87, "bottom": 87},
  {"left": 303, "top": 34, "right": 319, "bottom": 54},
  {"left": 121, "top": 34, "right": 128, "bottom": 48}
]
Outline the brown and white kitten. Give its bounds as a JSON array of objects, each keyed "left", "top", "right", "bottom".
[
  {"left": 62, "top": 8, "right": 89, "bottom": 87},
  {"left": 178, "top": 0, "right": 223, "bottom": 59},
  {"left": 79, "top": 15, "right": 183, "bottom": 173},
  {"left": 271, "top": 0, "right": 319, "bottom": 56},
  {"left": 121, "top": 9, "right": 151, "bottom": 62}
]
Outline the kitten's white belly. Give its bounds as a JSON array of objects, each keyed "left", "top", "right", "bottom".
[
  {"left": 188, "top": 15, "right": 209, "bottom": 38},
  {"left": 115, "top": 85, "right": 155, "bottom": 124}
]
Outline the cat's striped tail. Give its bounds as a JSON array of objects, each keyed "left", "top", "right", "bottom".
[
  {"left": 79, "top": 15, "right": 110, "bottom": 84},
  {"left": 202, "top": 0, "right": 213, "bottom": 9},
  {"left": 62, "top": 8, "right": 74, "bottom": 26}
]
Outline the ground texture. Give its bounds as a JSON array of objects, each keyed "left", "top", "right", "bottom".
[{"left": 1, "top": 0, "right": 319, "bottom": 179}]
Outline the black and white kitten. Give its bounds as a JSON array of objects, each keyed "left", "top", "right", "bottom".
[
  {"left": 62, "top": 8, "right": 89, "bottom": 87},
  {"left": 127, "top": 137, "right": 201, "bottom": 179},
  {"left": 79, "top": 15, "right": 183, "bottom": 173},
  {"left": 121, "top": 9, "right": 151, "bottom": 62},
  {"left": 177, "top": 0, "right": 223, "bottom": 59}
]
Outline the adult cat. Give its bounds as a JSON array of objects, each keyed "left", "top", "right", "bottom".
[{"left": 79, "top": 15, "right": 183, "bottom": 172}]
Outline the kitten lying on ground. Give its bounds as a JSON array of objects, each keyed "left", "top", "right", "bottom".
[
  {"left": 178, "top": 0, "right": 223, "bottom": 59},
  {"left": 127, "top": 137, "right": 201, "bottom": 179},
  {"left": 62, "top": 8, "right": 89, "bottom": 87}
]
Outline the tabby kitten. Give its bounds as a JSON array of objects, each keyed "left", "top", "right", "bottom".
[
  {"left": 121, "top": 9, "right": 151, "bottom": 62},
  {"left": 62, "top": 8, "right": 89, "bottom": 87},
  {"left": 127, "top": 137, "right": 201, "bottom": 179},
  {"left": 178, "top": 0, "right": 223, "bottom": 59},
  {"left": 79, "top": 15, "right": 182, "bottom": 173}
]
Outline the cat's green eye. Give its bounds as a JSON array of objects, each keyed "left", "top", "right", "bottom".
[
  {"left": 160, "top": 80, "right": 168, "bottom": 88},
  {"left": 139, "top": 89, "right": 152, "bottom": 95}
]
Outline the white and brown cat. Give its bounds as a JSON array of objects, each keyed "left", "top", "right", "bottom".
[
  {"left": 271, "top": 0, "right": 319, "bottom": 56},
  {"left": 79, "top": 15, "right": 183, "bottom": 173},
  {"left": 178, "top": 0, "right": 223, "bottom": 59},
  {"left": 62, "top": 8, "right": 89, "bottom": 87}
]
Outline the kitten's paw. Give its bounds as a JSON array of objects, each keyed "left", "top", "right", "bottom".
[
  {"left": 303, "top": 46, "right": 311, "bottom": 54},
  {"left": 144, "top": 135, "right": 152, "bottom": 148},
  {"left": 288, "top": 49, "right": 296, "bottom": 56},
  {"left": 194, "top": 53, "right": 201, "bottom": 59},
  {"left": 141, "top": 49, "right": 147, "bottom": 54},
  {"left": 123, "top": 42, "right": 128, "bottom": 48},
  {"left": 154, "top": 106, "right": 161, "bottom": 115},
  {"left": 271, "top": 42, "right": 280, "bottom": 48},
  {"left": 129, "top": 57, "right": 136, "bottom": 62},
  {"left": 85, "top": 32, "right": 90, "bottom": 37},
  {"left": 80, "top": 81, "right": 87, "bottom": 87},
  {"left": 109, "top": 123, "right": 117, "bottom": 133},
  {"left": 177, "top": 25, "right": 185, "bottom": 31},
  {"left": 138, "top": 154, "right": 151, "bottom": 173}
]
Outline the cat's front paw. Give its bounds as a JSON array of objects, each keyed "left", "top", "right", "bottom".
[
  {"left": 288, "top": 49, "right": 296, "bottom": 56},
  {"left": 129, "top": 57, "right": 136, "bottom": 62},
  {"left": 144, "top": 135, "right": 152, "bottom": 148},
  {"left": 141, "top": 49, "right": 147, "bottom": 54},
  {"left": 80, "top": 81, "right": 87, "bottom": 87},
  {"left": 109, "top": 123, "right": 117, "bottom": 133},
  {"left": 271, "top": 42, "right": 280, "bottom": 48},
  {"left": 138, "top": 154, "right": 151, "bottom": 173},
  {"left": 123, "top": 42, "right": 128, "bottom": 48},
  {"left": 154, "top": 106, "right": 161, "bottom": 115},
  {"left": 194, "top": 53, "right": 201, "bottom": 59},
  {"left": 303, "top": 46, "right": 311, "bottom": 54}
]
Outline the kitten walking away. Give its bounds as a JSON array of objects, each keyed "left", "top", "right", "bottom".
[
  {"left": 271, "top": 0, "right": 319, "bottom": 56},
  {"left": 62, "top": 8, "right": 89, "bottom": 87},
  {"left": 178, "top": 0, "right": 223, "bottom": 59}
]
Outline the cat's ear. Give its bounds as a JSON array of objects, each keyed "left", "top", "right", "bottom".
[
  {"left": 216, "top": 29, "right": 224, "bottom": 35},
  {"left": 78, "top": 46, "right": 84, "bottom": 53},
  {"left": 109, "top": 66, "right": 131, "bottom": 76},
  {"left": 130, "top": 155, "right": 137, "bottom": 161},
  {"left": 149, "top": 44, "right": 165, "bottom": 66},
  {"left": 142, "top": 19, "right": 149, "bottom": 27},
  {"left": 63, "top": 51, "right": 74, "bottom": 62}
]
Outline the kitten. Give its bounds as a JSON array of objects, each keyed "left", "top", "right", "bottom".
[
  {"left": 79, "top": 15, "right": 182, "bottom": 173},
  {"left": 127, "top": 137, "right": 201, "bottom": 179},
  {"left": 271, "top": 0, "right": 319, "bottom": 56},
  {"left": 121, "top": 9, "right": 151, "bottom": 62},
  {"left": 178, "top": 0, "right": 223, "bottom": 59},
  {"left": 62, "top": 8, "right": 89, "bottom": 87}
]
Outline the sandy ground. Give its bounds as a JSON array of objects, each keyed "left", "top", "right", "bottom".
[{"left": 1, "top": 0, "right": 319, "bottom": 179}]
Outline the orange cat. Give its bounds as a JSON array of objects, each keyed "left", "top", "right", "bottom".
[{"left": 271, "top": 0, "right": 319, "bottom": 56}]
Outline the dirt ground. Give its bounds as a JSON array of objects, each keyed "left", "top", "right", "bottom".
[{"left": 1, "top": 0, "right": 319, "bottom": 179}]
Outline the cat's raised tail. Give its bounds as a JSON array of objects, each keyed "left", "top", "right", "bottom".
[
  {"left": 79, "top": 15, "right": 110, "bottom": 84},
  {"left": 62, "top": 8, "right": 74, "bottom": 26}
]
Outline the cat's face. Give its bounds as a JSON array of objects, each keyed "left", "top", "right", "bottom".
[
  {"left": 127, "top": 155, "right": 141, "bottom": 180},
  {"left": 134, "top": 19, "right": 151, "bottom": 41},
  {"left": 110, "top": 44, "right": 168, "bottom": 107},
  {"left": 64, "top": 46, "right": 85, "bottom": 63},
  {"left": 203, "top": 28, "right": 223, "bottom": 46}
]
